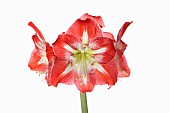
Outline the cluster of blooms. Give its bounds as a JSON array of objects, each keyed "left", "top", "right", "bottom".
[{"left": 28, "top": 13, "right": 132, "bottom": 93}]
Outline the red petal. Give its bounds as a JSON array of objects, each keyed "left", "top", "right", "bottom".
[
  {"left": 93, "top": 58, "right": 118, "bottom": 86},
  {"left": 89, "top": 37, "right": 113, "bottom": 50},
  {"left": 32, "top": 35, "right": 46, "bottom": 50},
  {"left": 116, "top": 21, "right": 132, "bottom": 54},
  {"left": 89, "top": 37, "right": 116, "bottom": 63},
  {"left": 66, "top": 18, "right": 103, "bottom": 41},
  {"left": 28, "top": 49, "right": 47, "bottom": 72},
  {"left": 28, "top": 21, "right": 45, "bottom": 41},
  {"left": 61, "top": 33, "right": 82, "bottom": 50},
  {"left": 52, "top": 33, "right": 81, "bottom": 60},
  {"left": 74, "top": 72, "right": 96, "bottom": 93},
  {"left": 46, "top": 43, "right": 54, "bottom": 61},
  {"left": 114, "top": 54, "right": 130, "bottom": 77},
  {"left": 117, "top": 21, "right": 133, "bottom": 41},
  {"left": 114, "top": 21, "right": 132, "bottom": 77},
  {"left": 46, "top": 56, "right": 72, "bottom": 86},
  {"left": 93, "top": 52, "right": 114, "bottom": 64},
  {"left": 52, "top": 34, "right": 73, "bottom": 60},
  {"left": 115, "top": 40, "right": 127, "bottom": 56},
  {"left": 79, "top": 13, "right": 105, "bottom": 28},
  {"left": 60, "top": 70, "right": 77, "bottom": 85},
  {"left": 103, "top": 32, "right": 116, "bottom": 42}
]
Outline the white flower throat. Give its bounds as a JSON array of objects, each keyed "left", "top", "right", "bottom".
[
  {"left": 63, "top": 31, "right": 107, "bottom": 83},
  {"left": 74, "top": 45, "right": 93, "bottom": 75}
]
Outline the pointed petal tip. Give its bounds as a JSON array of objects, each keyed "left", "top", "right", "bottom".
[
  {"left": 124, "top": 21, "right": 133, "bottom": 25},
  {"left": 28, "top": 21, "right": 45, "bottom": 41},
  {"left": 118, "top": 72, "right": 130, "bottom": 77},
  {"left": 117, "top": 21, "right": 133, "bottom": 41},
  {"left": 28, "top": 21, "right": 33, "bottom": 26}
]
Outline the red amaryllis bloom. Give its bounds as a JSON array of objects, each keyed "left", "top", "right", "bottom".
[
  {"left": 28, "top": 22, "right": 54, "bottom": 74},
  {"left": 28, "top": 13, "right": 132, "bottom": 93},
  {"left": 114, "top": 21, "right": 132, "bottom": 77},
  {"left": 46, "top": 16, "right": 118, "bottom": 93}
]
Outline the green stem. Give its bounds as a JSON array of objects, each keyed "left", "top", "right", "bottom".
[{"left": 80, "top": 93, "right": 88, "bottom": 113}]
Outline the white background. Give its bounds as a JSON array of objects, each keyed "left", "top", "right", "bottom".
[{"left": 0, "top": 0, "right": 170, "bottom": 113}]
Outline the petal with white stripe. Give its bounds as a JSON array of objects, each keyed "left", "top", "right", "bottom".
[{"left": 92, "top": 58, "right": 118, "bottom": 85}]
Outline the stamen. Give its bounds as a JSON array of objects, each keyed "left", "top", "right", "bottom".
[{"left": 72, "top": 44, "right": 94, "bottom": 83}]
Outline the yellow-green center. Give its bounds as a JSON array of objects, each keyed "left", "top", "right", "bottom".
[{"left": 73, "top": 45, "right": 94, "bottom": 82}]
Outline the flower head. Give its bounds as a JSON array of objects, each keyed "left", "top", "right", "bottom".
[
  {"left": 46, "top": 14, "right": 118, "bottom": 93},
  {"left": 28, "top": 13, "right": 132, "bottom": 93}
]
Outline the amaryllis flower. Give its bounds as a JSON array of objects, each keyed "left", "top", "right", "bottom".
[
  {"left": 28, "top": 14, "right": 132, "bottom": 113},
  {"left": 46, "top": 16, "right": 118, "bottom": 93},
  {"left": 28, "top": 22, "right": 54, "bottom": 74},
  {"left": 114, "top": 21, "right": 132, "bottom": 77}
]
